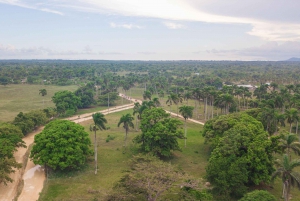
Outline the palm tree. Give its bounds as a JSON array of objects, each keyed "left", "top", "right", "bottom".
[
  {"left": 118, "top": 113, "right": 134, "bottom": 147},
  {"left": 176, "top": 93, "right": 183, "bottom": 116},
  {"left": 166, "top": 94, "right": 175, "bottom": 113},
  {"left": 91, "top": 112, "right": 107, "bottom": 174},
  {"left": 143, "top": 90, "right": 152, "bottom": 100},
  {"left": 285, "top": 108, "right": 299, "bottom": 133},
  {"left": 279, "top": 133, "right": 300, "bottom": 160},
  {"left": 133, "top": 102, "right": 141, "bottom": 131},
  {"left": 39, "top": 89, "right": 47, "bottom": 107},
  {"left": 179, "top": 105, "right": 194, "bottom": 148},
  {"left": 152, "top": 97, "right": 160, "bottom": 107},
  {"left": 272, "top": 154, "right": 300, "bottom": 201}
]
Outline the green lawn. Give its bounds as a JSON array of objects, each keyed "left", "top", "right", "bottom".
[{"left": 0, "top": 84, "right": 78, "bottom": 122}]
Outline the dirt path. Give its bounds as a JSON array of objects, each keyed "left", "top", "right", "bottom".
[{"left": 0, "top": 127, "right": 44, "bottom": 201}]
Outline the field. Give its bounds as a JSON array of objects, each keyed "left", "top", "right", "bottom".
[
  {"left": 0, "top": 84, "right": 78, "bottom": 122},
  {"left": 38, "top": 109, "right": 208, "bottom": 201}
]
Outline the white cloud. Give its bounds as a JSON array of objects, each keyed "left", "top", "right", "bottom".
[
  {"left": 110, "top": 22, "right": 142, "bottom": 29},
  {"left": 163, "top": 22, "right": 185, "bottom": 29},
  {"left": 0, "top": 0, "right": 64, "bottom": 15},
  {"left": 1, "top": 0, "right": 300, "bottom": 41}
]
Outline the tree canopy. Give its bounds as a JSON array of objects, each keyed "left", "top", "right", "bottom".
[
  {"left": 0, "top": 123, "right": 25, "bottom": 185},
  {"left": 30, "top": 120, "right": 92, "bottom": 171},
  {"left": 204, "top": 113, "right": 275, "bottom": 198},
  {"left": 134, "top": 108, "right": 184, "bottom": 157}
]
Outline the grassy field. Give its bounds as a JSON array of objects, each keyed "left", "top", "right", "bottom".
[
  {"left": 0, "top": 84, "right": 78, "bottom": 122},
  {"left": 38, "top": 108, "right": 208, "bottom": 201}
]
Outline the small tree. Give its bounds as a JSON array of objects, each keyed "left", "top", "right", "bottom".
[
  {"left": 30, "top": 120, "right": 92, "bottom": 171},
  {"left": 179, "top": 105, "right": 194, "bottom": 147},
  {"left": 91, "top": 112, "right": 107, "bottom": 174},
  {"left": 39, "top": 89, "right": 47, "bottom": 96},
  {"left": 118, "top": 114, "right": 134, "bottom": 147}
]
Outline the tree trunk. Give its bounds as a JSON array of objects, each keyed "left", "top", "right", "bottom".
[
  {"left": 290, "top": 123, "right": 292, "bottom": 133},
  {"left": 296, "top": 121, "right": 298, "bottom": 135},
  {"left": 135, "top": 116, "right": 138, "bottom": 131},
  {"left": 124, "top": 129, "right": 128, "bottom": 147},
  {"left": 184, "top": 119, "right": 187, "bottom": 148},
  {"left": 94, "top": 129, "right": 97, "bottom": 174}
]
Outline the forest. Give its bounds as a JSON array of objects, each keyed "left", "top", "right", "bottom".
[{"left": 1, "top": 60, "right": 300, "bottom": 201}]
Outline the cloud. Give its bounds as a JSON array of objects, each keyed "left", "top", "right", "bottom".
[
  {"left": 1, "top": 0, "right": 300, "bottom": 41},
  {"left": 0, "top": 0, "right": 64, "bottom": 15},
  {"left": 163, "top": 22, "right": 185, "bottom": 29},
  {"left": 205, "top": 41, "right": 300, "bottom": 60},
  {"left": 110, "top": 22, "right": 142, "bottom": 29}
]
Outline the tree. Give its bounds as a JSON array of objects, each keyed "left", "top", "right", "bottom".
[
  {"left": 75, "top": 86, "right": 95, "bottom": 108},
  {"left": 134, "top": 108, "right": 184, "bottom": 157},
  {"left": 105, "top": 154, "right": 201, "bottom": 201},
  {"left": 52, "top": 90, "right": 81, "bottom": 116},
  {"left": 285, "top": 108, "right": 299, "bottom": 133},
  {"left": 30, "top": 120, "right": 92, "bottom": 171},
  {"left": 279, "top": 133, "right": 300, "bottom": 160},
  {"left": 39, "top": 89, "right": 47, "bottom": 96},
  {"left": 133, "top": 102, "right": 141, "bottom": 131},
  {"left": 152, "top": 97, "right": 160, "bottom": 107},
  {"left": 143, "top": 90, "right": 152, "bottom": 100},
  {"left": 204, "top": 113, "right": 275, "bottom": 198},
  {"left": 0, "top": 123, "right": 26, "bottom": 185},
  {"left": 91, "top": 112, "right": 107, "bottom": 174},
  {"left": 118, "top": 114, "right": 134, "bottom": 147},
  {"left": 0, "top": 76, "right": 10, "bottom": 86},
  {"left": 272, "top": 154, "right": 300, "bottom": 201},
  {"left": 238, "top": 190, "right": 276, "bottom": 201},
  {"left": 179, "top": 105, "right": 194, "bottom": 147}
]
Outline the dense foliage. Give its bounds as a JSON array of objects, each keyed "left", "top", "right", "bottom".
[
  {"left": 30, "top": 120, "right": 92, "bottom": 171},
  {"left": 134, "top": 108, "right": 184, "bottom": 157},
  {"left": 0, "top": 123, "right": 25, "bottom": 185},
  {"left": 204, "top": 113, "right": 275, "bottom": 198}
]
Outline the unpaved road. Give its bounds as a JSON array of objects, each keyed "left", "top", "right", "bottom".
[
  {"left": 1, "top": 94, "right": 204, "bottom": 201},
  {"left": 0, "top": 127, "right": 44, "bottom": 201}
]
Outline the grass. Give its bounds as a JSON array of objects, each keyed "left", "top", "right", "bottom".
[
  {"left": 0, "top": 84, "right": 78, "bottom": 122},
  {"left": 38, "top": 109, "right": 208, "bottom": 201}
]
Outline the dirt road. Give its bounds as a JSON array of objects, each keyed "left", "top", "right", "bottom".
[{"left": 0, "top": 127, "right": 44, "bottom": 201}]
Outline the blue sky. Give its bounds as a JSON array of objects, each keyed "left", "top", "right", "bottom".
[{"left": 0, "top": 0, "right": 300, "bottom": 60}]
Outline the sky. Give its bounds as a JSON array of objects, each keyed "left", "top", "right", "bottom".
[{"left": 0, "top": 0, "right": 300, "bottom": 60}]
